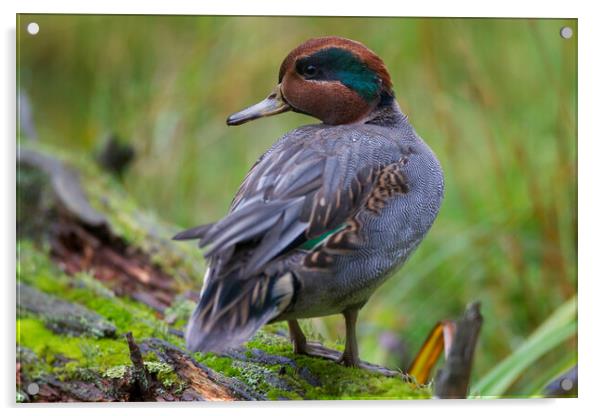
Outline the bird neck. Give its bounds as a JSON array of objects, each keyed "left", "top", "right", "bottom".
[{"left": 364, "top": 92, "right": 408, "bottom": 128}]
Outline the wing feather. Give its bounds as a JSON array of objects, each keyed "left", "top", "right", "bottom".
[{"left": 176, "top": 126, "right": 402, "bottom": 278}]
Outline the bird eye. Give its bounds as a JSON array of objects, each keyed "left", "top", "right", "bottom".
[{"left": 302, "top": 64, "right": 318, "bottom": 78}]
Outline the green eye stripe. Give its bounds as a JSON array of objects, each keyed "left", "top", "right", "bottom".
[{"left": 303, "top": 47, "right": 381, "bottom": 101}]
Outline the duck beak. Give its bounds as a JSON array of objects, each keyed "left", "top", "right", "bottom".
[{"left": 227, "top": 84, "right": 291, "bottom": 126}]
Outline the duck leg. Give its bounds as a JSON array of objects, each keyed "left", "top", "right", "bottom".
[
  {"left": 287, "top": 319, "right": 308, "bottom": 354},
  {"left": 288, "top": 312, "right": 360, "bottom": 366},
  {"left": 337, "top": 308, "right": 360, "bottom": 367},
  {"left": 287, "top": 314, "right": 399, "bottom": 376},
  {"left": 288, "top": 319, "right": 340, "bottom": 359}
]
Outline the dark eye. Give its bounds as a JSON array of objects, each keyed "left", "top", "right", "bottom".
[{"left": 302, "top": 64, "right": 318, "bottom": 78}]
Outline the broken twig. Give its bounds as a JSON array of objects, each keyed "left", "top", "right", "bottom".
[
  {"left": 434, "top": 302, "right": 483, "bottom": 399},
  {"left": 125, "top": 332, "right": 152, "bottom": 401}
]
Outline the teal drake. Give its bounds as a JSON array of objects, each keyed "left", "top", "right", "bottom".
[{"left": 174, "top": 36, "right": 444, "bottom": 367}]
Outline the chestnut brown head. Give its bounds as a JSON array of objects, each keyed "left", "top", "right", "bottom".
[{"left": 227, "top": 36, "right": 394, "bottom": 126}]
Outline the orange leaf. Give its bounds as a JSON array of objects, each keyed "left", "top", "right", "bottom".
[{"left": 408, "top": 320, "right": 456, "bottom": 385}]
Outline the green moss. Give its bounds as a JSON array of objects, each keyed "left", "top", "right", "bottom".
[
  {"left": 195, "top": 353, "right": 242, "bottom": 378},
  {"left": 17, "top": 318, "right": 131, "bottom": 372},
  {"left": 17, "top": 241, "right": 180, "bottom": 375},
  {"left": 239, "top": 329, "right": 430, "bottom": 400},
  {"left": 290, "top": 353, "right": 429, "bottom": 400},
  {"left": 245, "top": 330, "right": 293, "bottom": 356},
  {"left": 16, "top": 240, "right": 195, "bottom": 397},
  {"left": 18, "top": 317, "right": 183, "bottom": 393},
  {"left": 17, "top": 240, "right": 184, "bottom": 349},
  {"left": 199, "top": 351, "right": 281, "bottom": 398},
  {"left": 70, "top": 290, "right": 161, "bottom": 338},
  {"left": 142, "top": 351, "right": 159, "bottom": 362},
  {"left": 196, "top": 328, "right": 429, "bottom": 400}
]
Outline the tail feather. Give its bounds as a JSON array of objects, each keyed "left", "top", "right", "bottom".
[
  {"left": 172, "top": 223, "right": 214, "bottom": 241},
  {"left": 185, "top": 272, "right": 294, "bottom": 353}
]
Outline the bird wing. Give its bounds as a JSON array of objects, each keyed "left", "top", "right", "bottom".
[{"left": 174, "top": 126, "right": 403, "bottom": 278}]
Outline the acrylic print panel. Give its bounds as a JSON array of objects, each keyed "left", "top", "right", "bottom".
[{"left": 16, "top": 15, "right": 577, "bottom": 402}]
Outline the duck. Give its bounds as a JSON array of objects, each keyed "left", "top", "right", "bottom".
[{"left": 174, "top": 36, "right": 444, "bottom": 367}]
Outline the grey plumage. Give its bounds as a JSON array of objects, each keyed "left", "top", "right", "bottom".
[{"left": 178, "top": 102, "right": 444, "bottom": 353}]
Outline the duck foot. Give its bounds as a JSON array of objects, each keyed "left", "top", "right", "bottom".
[
  {"left": 297, "top": 342, "right": 402, "bottom": 377},
  {"left": 286, "top": 318, "right": 404, "bottom": 378},
  {"left": 296, "top": 341, "right": 340, "bottom": 360}
]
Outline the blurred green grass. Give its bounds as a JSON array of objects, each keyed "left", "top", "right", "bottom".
[{"left": 17, "top": 15, "right": 576, "bottom": 395}]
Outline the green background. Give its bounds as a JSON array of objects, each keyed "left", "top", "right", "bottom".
[{"left": 17, "top": 15, "right": 577, "bottom": 395}]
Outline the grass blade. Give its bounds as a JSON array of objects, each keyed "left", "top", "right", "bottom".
[{"left": 471, "top": 296, "right": 576, "bottom": 397}]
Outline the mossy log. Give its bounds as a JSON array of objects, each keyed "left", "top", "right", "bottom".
[{"left": 16, "top": 145, "right": 430, "bottom": 402}]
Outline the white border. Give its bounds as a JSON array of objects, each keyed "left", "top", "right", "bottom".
[
  {"left": 3, "top": 1, "right": 600, "bottom": 415},
  {"left": 6, "top": 0, "right": 584, "bottom": 17}
]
